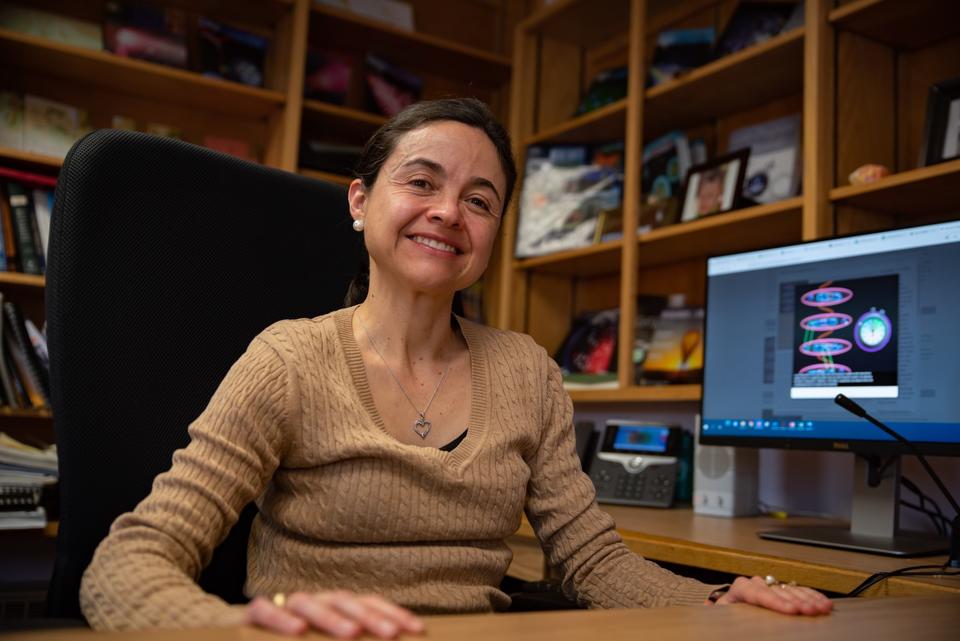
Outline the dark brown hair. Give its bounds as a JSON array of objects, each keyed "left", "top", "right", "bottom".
[{"left": 345, "top": 98, "right": 517, "bottom": 308}]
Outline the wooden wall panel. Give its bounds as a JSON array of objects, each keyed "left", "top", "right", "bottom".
[
  {"left": 573, "top": 274, "right": 621, "bottom": 315},
  {"left": 634, "top": 259, "right": 706, "bottom": 307},
  {"left": 536, "top": 37, "right": 583, "bottom": 132},
  {"left": 835, "top": 32, "right": 895, "bottom": 183},
  {"left": 525, "top": 273, "right": 574, "bottom": 354}
]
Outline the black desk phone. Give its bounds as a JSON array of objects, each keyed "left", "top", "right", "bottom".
[{"left": 587, "top": 420, "right": 681, "bottom": 508}]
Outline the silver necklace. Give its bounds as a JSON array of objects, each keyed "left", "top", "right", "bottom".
[{"left": 358, "top": 314, "right": 451, "bottom": 439}]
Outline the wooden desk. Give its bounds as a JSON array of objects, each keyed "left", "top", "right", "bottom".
[
  {"left": 507, "top": 506, "right": 960, "bottom": 597},
  {"left": 6, "top": 595, "right": 960, "bottom": 641}
]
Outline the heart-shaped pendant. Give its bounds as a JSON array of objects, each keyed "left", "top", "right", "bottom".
[{"left": 413, "top": 415, "right": 431, "bottom": 439}]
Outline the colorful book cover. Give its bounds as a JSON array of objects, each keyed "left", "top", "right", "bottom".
[
  {"left": 364, "top": 53, "right": 421, "bottom": 117},
  {"left": 304, "top": 48, "right": 352, "bottom": 104},
  {"left": 198, "top": 17, "right": 268, "bottom": 87},
  {"left": 103, "top": 1, "right": 188, "bottom": 68}
]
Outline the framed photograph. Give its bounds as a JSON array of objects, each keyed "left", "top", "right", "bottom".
[
  {"left": 679, "top": 149, "right": 749, "bottom": 222},
  {"left": 920, "top": 76, "right": 960, "bottom": 166}
]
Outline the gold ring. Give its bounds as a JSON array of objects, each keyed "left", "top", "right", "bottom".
[
  {"left": 764, "top": 575, "right": 777, "bottom": 586},
  {"left": 272, "top": 593, "right": 287, "bottom": 608}
]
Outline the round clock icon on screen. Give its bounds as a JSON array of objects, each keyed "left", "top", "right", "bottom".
[{"left": 854, "top": 308, "right": 892, "bottom": 352}]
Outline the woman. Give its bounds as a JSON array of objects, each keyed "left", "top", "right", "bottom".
[{"left": 80, "top": 98, "right": 831, "bottom": 636}]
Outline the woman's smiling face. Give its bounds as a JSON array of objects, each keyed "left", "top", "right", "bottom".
[{"left": 349, "top": 120, "right": 507, "bottom": 297}]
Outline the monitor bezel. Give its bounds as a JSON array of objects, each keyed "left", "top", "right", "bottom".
[{"left": 698, "top": 218, "right": 960, "bottom": 457}]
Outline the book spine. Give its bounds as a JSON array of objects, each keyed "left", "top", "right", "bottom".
[
  {"left": 5, "top": 182, "right": 42, "bottom": 275},
  {"left": 0, "top": 184, "right": 15, "bottom": 272},
  {"left": 3, "top": 301, "right": 49, "bottom": 405}
]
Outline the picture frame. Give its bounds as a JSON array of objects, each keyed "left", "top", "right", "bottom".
[
  {"left": 920, "top": 76, "right": 960, "bottom": 166},
  {"left": 678, "top": 148, "right": 749, "bottom": 222}
]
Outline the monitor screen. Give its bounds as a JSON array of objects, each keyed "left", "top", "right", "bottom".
[{"left": 700, "top": 219, "right": 960, "bottom": 455}]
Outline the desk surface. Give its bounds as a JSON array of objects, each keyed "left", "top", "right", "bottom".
[
  {"left": 7, "top": 595, "right": 960, "bottom": 641},
  {"left": 509, "top": 506, "right": 960, "bottom": 597}
]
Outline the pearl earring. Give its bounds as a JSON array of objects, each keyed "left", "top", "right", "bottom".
[{"left": 352, "top": 219, "right": 365, "bottom": 232}]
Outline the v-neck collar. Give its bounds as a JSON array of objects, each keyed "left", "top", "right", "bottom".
[{"left": 334, "top": 305, "right": 490, "bottom": 470}]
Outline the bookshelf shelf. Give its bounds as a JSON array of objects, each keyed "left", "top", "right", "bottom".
[
  {"left": 828, "top": 0, "right": 960, "bottom": 50},
  {"left": 0, "top": 147, "right": 62, "bottom": 172},
  {"left": 525, "top": 99, "right": 627, "bottom": 146},
  {"left": 635, "top": 197, "right": 803, "bottom": 268},
  {"left": 0, "top": 272, "right": 45, "bottom": 289},
  {"left": 644, "top": 28, "right": 804, "bottom": 138},
  {"left": 0, "top": 29, "right": 287, "bottom": 120},
  {"left": 520, "top": 0, "right": 629, "bottom": 46},
  {"left": 568, "top": 384, "right": 701, "bottom": 403},
  {"left": 0, "top": 407, "right": 52, "bottom": 419},
  {"left": 299, "top": 168, "right": 352, "bottom": 186},
  {"left": 301, "top": 100, "right": 387, "bottom": 141},
  {"left": 829, "top": 159, "right": 960, "bottom": 215},
  {"left": 308, "top": 4, "right": 511, "bottom": 87},
  {"left": 514, "top": 239, "right": 623, "bottom": 276}
]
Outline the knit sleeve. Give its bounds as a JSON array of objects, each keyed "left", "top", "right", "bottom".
[
  {"left": 523, "top": 345, "right": 719, "bottom": 609},
  {"left": 80, "top": 330, "right": 295, "bottom": 630}
]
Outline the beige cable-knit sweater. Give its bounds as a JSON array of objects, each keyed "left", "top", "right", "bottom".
[{"left": 80, "top": 306, "right": 718, "bottom": 630}]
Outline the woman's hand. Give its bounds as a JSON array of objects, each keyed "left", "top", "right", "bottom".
[
  {"left": 710, "top": 576, "right": 833, "bottom": 615},
  {"left": 245, "top": 590, "right": 425, "bottom": 638}
]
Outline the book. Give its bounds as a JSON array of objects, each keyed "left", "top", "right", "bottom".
[
  {"left": 640, "top": 130, "right": 692, "bottom": 231},
  {"left": 304, "top": 47, "right": 353, "bottom": 104},
  {"left": 0, "top": 432, "right": 57, "bottom": 474},
  {"left": 0, "top": 184, "right": 13, "bottom": 271},
  {"left": 0, "top": 484, "right": 42, "bottom": 510},
  {"left": 5, "top": 333, "right": 45, "bottom": 408},
  {"left": 24, "top": 318, "right": 49, "bottom": 371},
  {"left": 3, "top": 301, "right": 49, "bottom": 405},
  {"left": 198, "top": 17, "right": 269, "bottom": 88},
  {"left": 555, "top": 308, "right": 620, "bottom": 382},
  {"left": 727, "top": 113, "right": 801, "bottom": 204},
  {"left": 637, "top": 305, "right": 705, "bottom": 385},
  {"left": 715, "top": 1, "right": 796, "bottom": 58},
  {"left": 0, "top": 293, "right": 13, "bottom": 408},
  {"left": 0, "top": 91, "right": 24, "bottom": 150},
  {"left": 0, "top": 506, "right": 46, "bottom": 530},
  {"left": 648, "top": 28, "right": 714, "bottom": 87},
  {"left": 515, "top": 143, "right": 624, "bottom": 258},
  {"left": 103, "top": 1, "right": 188, "bottom": 69},
  {"left": 3, "top": 181, "right": 42, "bottom": 274},
  {"left": 0, "top": 4, "right": 103, "bottom": 50},
  {"left": 575, "top": 66, "right": 628, "bottom": 117},
  {"left": 31, "top": 187, "right": 53, "bottom": 261},
  {"left": 364, "top": 53, "right": 422, "bottom": 117}
]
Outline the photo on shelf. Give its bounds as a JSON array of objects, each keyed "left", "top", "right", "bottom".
[
  {"left": 714, "top": 1, "right": 800, "bottom": 58},
  {"left": 514, "top": 142, "right": 624, "bottom": 259},
  {"left": 304, "top": 48, "right": 353, "bottom": 104},
  {"left": 197, "top": 18, "right": 269, "bottom": 88},
  {"left": 22, "top": 95, "right": 90, "bottom": 159},
  {"left": 636, "top": 303, "right": 704, "bottom": 386},
  {"left": 648, "top": 28, "right": 714, "bottom": 87},
  {"left": 727, "top": 113, "right": 801, "bottom": 203},
  {"left": 103, "top": 1, "right": 188, "bottom": 69},
  {"left": 920, "top": 75, "right": 960, "bottom": 166},
  {"left": 679, "top": 148, "right": 749, "bottom": 222},
  {"left": 640, "top": 130, "right": 692, "bottom": 231}
]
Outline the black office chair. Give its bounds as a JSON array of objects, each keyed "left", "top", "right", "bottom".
[{"left": 44, "top": 130, "right": 363, "bottom": 622}]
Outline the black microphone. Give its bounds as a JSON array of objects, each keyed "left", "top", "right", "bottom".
[{"left": 834, "top": 393, "right": 959, "bottom": 567}]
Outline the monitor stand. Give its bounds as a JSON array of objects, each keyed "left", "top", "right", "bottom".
[{"left": 758, "top": 455, "right": 948, "bottom": 557}]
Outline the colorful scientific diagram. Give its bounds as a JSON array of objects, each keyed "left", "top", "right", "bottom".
[{"left": 791, "top": 274, "right": 899, "bottom": 397}]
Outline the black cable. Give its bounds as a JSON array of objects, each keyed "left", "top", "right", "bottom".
[
  {"left": 900, "top": 498, "right": 945, "bottom": 535},
  {"left": 902, "top": 475, "right": 951, "bottom": 535},
  {"left": 846, "top": 563, "right": 960, "bottom": 597}
]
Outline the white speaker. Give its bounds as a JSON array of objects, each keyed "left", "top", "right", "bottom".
[{"left": 693, "top": 416, "right": 758, "bottom": 517}]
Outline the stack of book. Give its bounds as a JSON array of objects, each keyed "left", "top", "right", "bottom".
[
  {"left": 0, "top": 432, "right": 56, "bottom": 530},
  {"left": 0, "top": 167, "right": 54, "bottom": 276}
]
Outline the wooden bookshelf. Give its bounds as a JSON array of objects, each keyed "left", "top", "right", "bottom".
[
  {"left": 0, "top": 147, "right": 62, "bottom": 172},
  {"left": 301, "top": 100, "right": 387, "bottom": 142},
  {"left": 829, "top": 159, "right": 960, "bottom": 215},
  {"left": 515, "top": 239, "right": 623, "bottom": 276},
  {"left": 299, "top": 168, "right": 352, "bottom": 187},
  {"left": 635, "top": 197, "right": 803, "bottom": 268},
  {"left": 568, "top": 384, "right": 701, "bottom": 403},
  {"left": 644, "top": 27, "right": 804, "bottom": 138},
  {"left": 0, "top": 29, "right": 287, "bottom": 119},
  {"left": 525, "top": 99, "right": 628, "bottom": 145},
  {"left": 0, "top": 272, "right": 46, "bottom": 289},
  {"left": 828, "top": 0, "right": 960, "bottom": 50},
  {"left": 308, "top": 3, "right": 511, "bottom": 87}
]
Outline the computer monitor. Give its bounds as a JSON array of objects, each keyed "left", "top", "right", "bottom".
[{"left": 700, "top": 219, "right": 960, "bottom": 556}]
